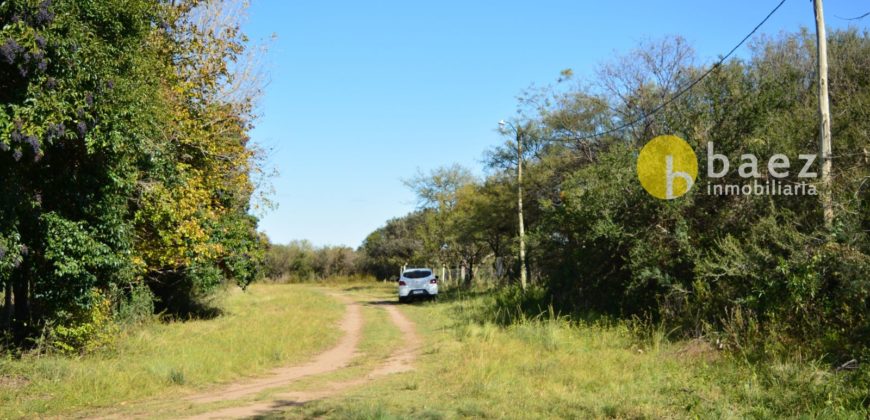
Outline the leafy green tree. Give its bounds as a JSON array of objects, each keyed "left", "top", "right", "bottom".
[
  {"left": 359, "top": 211, "right": 430, "bottom": 280},
  {"left": 1, "top": 0, "right": 266, "bottom": 347},
  {"left": 0, "top": 0, "right": 158, "bottom": 343}
]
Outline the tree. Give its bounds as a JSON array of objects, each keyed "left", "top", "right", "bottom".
[
  {"left": 133, "top": 0, "right": 266, "bottom": 315},
  {"left": 0, "top": 0, "right": 159, "bottom": 343},
  {"left": 0, "top": 0, "right": 267, "bottom": 347},
  {"left": 403, "top": 165, "right": 476, "bottom": 281},
  {"left": 359, "top": 211, "right": 429, "bottom": 280}
]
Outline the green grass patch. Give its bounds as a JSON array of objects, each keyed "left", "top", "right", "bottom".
[
  {"left": 128, "top": 284, "right": 408, "bottom": 419},
  {"left": 0, "top": 284, "right": 345, "bottom": 418},
  {"left": 290, "top": 287, "right": 870, "bottom": 419},
  {"left": 253, "top": 294, "right": 406, "bottom": 403}
]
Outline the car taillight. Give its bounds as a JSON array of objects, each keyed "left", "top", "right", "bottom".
[
  {"left": 430, "top": 279, "right": 437, "bottom": 284},
  {"left": 398, "top": 280, "right": 406, "bottom": 286}
]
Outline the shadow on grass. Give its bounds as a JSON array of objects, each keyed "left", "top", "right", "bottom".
[
  {"left": 249, "top": 399, "right": 307, "bottom": 419},
  {"left": 366, "top": 299, "right": 399, "bottom": 306},
  {"left": 342, "top": 285, "right": 377, "bottom": 292},
  {"left": 155, "top": 302, "right": 224, "bottom": 321},
  {"left": 148, "top": 276, "right": 224, "bottom": 321},
  {"left": 366, "top": 298, "right": 438, "bottom": 306}
]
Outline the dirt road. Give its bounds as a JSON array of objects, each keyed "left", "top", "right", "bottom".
[{"left": 184, "top": 293, "right": 421, "bottom": 419}]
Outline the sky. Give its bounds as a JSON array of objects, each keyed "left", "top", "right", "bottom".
[{"left": 242, "top": 0, "right": 867, "bottom": 248}]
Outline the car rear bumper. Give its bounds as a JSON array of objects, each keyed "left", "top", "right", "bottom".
[{"left": 398, "top": 285, "right": 438, "bottom": 297}]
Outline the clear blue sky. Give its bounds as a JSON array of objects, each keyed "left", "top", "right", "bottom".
[{"left": 243, "top": 0, "right": 866, "bottom": 248}]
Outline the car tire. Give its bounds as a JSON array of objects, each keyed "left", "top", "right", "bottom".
[{"left": 398, "top": 296, "right": 408, "bottom": 304}]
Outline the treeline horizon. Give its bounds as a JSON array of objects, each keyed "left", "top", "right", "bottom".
[{"left": 263, "top": 240, "right": 361, "bottom": 282}]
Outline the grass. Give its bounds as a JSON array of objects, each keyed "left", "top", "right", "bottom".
[
  {"left": 284, "top": 284, "right": 870, "bottom": 419},
  {"left": 3, "top": 282, "right": 868, "bottom": 418},
  {"left": 278, "top": 297, "right": 404, "bottom": 391},
  {"left": 0, "top": 284, "right": 345, "bottom": 418},
  {"left": 155, "top": 291, "right": 408, "bottom": 419}
]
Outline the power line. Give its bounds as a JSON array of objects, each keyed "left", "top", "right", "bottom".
[
  {"left": 571, "top": 0, "right": 788, "bottom": 142},
  {"left": 835, "top": 11, "right": 870, "bottom": 21}
]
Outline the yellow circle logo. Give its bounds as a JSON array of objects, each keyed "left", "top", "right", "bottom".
[{"left": 637, "top": 135, "right": 698, "bottom": 199}]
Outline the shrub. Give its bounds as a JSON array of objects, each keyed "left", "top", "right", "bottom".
[
  {"left": 46, "top": 289, "right": 118, "bottom": 355},
  {"left": 111, "top": 282, "right": 156, "bottom": 326}
]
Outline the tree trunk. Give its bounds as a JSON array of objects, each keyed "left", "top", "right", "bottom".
[
  {"left": 517, "top": 131, "right": 528, "bottom": 291},
  {"left": 3, "top": 279, "right": 12, "bottom": 329},
  {"left": 465, "top": 257, "right": 475, "bottom": 289},
  {"left": 12, "top": 262, "right": 31, "bottom": 343}
]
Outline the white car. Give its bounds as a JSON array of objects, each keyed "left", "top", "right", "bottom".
[{"left": 397, "top": 268, "right": 438, "bottom": 303}]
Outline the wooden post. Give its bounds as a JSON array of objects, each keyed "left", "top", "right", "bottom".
[
  {"left": 500, "top": 119, "right": 529, "bottom": 292},
  {"left": 814, "top": 0, "right": 834, "bottom": 229},
  {"left": 517, "top": 127, "right": 528, "bottom": 291}
]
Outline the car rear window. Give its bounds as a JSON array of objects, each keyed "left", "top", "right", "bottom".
[{"left": 403, "top": 270, "right": 432, "bottom": 279}]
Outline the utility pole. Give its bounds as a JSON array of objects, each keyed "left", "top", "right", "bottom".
[
  {"left": 814, "top": 0, "right": 834, "bottom": 229},
  {"left": 499, "top": 120, "right": 528, "bottom": 291},
  {"left": 515, "top": 126, "right": 528, "bottom": 292}
]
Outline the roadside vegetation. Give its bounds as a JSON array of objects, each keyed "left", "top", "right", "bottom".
[
  {"left": 292, "top": 284, "right": 870, "bottom": 419},
  {"left": 0, "top": 284, "right": 344, "bottom": 418},
  {"left": 0, "top": 0, "right": 267, "bottom": 352},
  {"left": 352, "top": 29, "right": 870, "bottom": 370}
]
